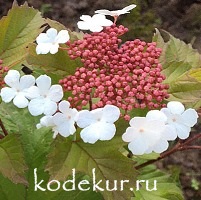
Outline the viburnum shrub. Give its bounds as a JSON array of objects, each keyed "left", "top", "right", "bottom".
[{"left": 0, "top": 2, "right": 200, "bottom": 200}]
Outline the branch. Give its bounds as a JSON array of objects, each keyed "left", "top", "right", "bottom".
[
  {"left": 0, "top": 118, "right": 8, "bottom": 136},
  {"left": 0, "top": 134, "right": 4, "bottom": 139},
  {"left": 135, "top": 134, "right": 201, "bottom": 170}
]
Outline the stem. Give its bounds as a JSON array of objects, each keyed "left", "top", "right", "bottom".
[
  {"left": 135, "top": 134, "right": 201, "bottom": 170},
  {"left": 59, "top": 47, "right": 69, "bottom": 51},
  {"left": 0, "top": 118, "right": 8, "bottom": 136},
  {"left": 0, "top": 134, "right": 4, "bottom": 139},
  {"left": 182, "top": 134, "right": 201, "bottom": 146},
  {"left": 179, "top": 145, "right": 201, "bottom": 150},
  {"left": 89, "top": 94, "right": 92, "bottom": 111},
  {"left": 73, "top": 133, "right": 77, "bottom": 141},
  {"left": 113, "top": 16, "right": 118, "bottom": 24}
]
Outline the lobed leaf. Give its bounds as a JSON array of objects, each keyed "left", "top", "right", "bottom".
[
  {"left": 0, "top": 134, "right": 28, "bottom": 185},
  {"left": 46, "top": 136, "right": 137, "bottom": 200},
  {"left": 153, "top": 29, "right": 201, "bottom": 109},
  {"left": 26, "top": 43, "right": 82, "bottom": 76},
  {"left": 133, "top": 165, "right": 184, "bottom": 200},
  {"left": 0, "top": 2, "right": 45, "bottom": 69}
]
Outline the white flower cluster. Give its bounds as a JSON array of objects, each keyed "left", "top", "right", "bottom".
[
  {"left": 35, "top": 5, "right": 137, "bottom": 55},
  {"left": 0, "top": 70, "right": 199, "bottom": 154},
  {"left": 0, "top": 70, "right": 120, "bottom": 143},
  {"left": 122, "top": 101, "right": 198, "bottom": 155},
  {"left": 77, "top": 4, "right": 137, "bottom": 32}
]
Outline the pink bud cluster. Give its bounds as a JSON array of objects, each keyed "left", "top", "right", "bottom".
[
  {"left": 0, "top": 59, "right": 8, "bottom": 88},
  {"left": 60, "top": 25, "right": 169, "bottom": 120}
]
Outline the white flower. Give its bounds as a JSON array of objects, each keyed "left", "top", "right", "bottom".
[
  {"left": 122, "top": 110, "right": 175, "bottom": 155},
  {"left": 37, "top": 101, "right": 78, "bottom": 138},
  {"left": 0, "top": 70, "right": 35, "bottom": 108},
  {"left": 52, "top": 100, "right": 78, "bottom": 138},
  {"left": 95, "top": 4, "right": 136, "bottom": 17},
  {"left": 76, "top": 105, "right": 120, "bottom": 144},
  {"left": 36, "top": 115, "right": 58, "bottom": 138},
  {"left": 161, "top": 101, "right": 198, "bottom": 139},
  {"left": 27, "top": 75, "right": 63, "bottom": 116},
  {"left": 36, "top": 28, "right": 70, "bottom": 54},
  {"left": 77, "top": 14, "right": 113, "bottom": 32}
]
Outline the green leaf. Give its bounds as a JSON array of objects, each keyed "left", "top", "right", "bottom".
[
  {"left": 0, "top": 1, "right": 45, "bottom": 69},
  {"left": 153, "top": 29, "right": 201, "bottom": 68},
  {"left": 133, "top": 165, "right": 184, "bottom": 200},
  {"left": 168, "top": 72, "right": 201, "bottom": 108},
  {"left": 0, "top": 174, "right": 26, "bottom": 200},
  {"left": 46, "top": 136, "right": 137, "bottom": 200},
  {"left": 153, "top": 29, "right": 201, "bottom": 109},
  {"left": 0, "top": 103, "right": 102, "bottom": 199},
  {"left": 0, "top": 134, "right": 28, "bottom": 185},
  {"left": 26, "top": 43, "right": 82, "bottom": 76}
]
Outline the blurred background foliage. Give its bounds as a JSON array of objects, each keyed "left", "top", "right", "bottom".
[{"left": 0, "top": 0, "right": 201, "bottom": 51}]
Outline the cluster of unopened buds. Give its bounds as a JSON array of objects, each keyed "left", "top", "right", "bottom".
[{"left": 0, "top": 4, "right": 199, "bottom": 155}]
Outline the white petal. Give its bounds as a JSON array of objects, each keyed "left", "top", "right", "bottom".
[
  {"left": 162, "top": 125, "right": 177, "bottom": 140},
  {"left": 24, "top": 86, "right": 40, "bottom": 99},
  {"left": 80, "top": 124, "right": 100, "bottom": 144},
  {"left": 77, "top": 21, "right": 90, "bottom": 30},
  {"left": 53, "top": 113, "right": 67, "bottom": 125},
  {"left": 122, "top": 127, "right": 139, "bottom": 142},
  {"left": 4, "top": 70, "right": 20, "bottom": 88},
  {"left": 102, "top": 105, "right": 120, "bottom": 123},
  {"left": 55, "top": 30, "right": 70, "bottom": 43},
  {"left": 49, "top": 44, "right": 59, "bottom": 54},
  {"left": 57, "top": 121, "right": 76, "bottom": 137},
  {"left": 93, "top": 14, "right": 113, "bottom": 26},
  {"left": 43, "top": 100, "right": 58, "bottom": 116},
  {"left": 19, "top": 75, "right": 35, "bottom": 90},
  {"left": 76, "top": 110, "right": 97, "bottom": 128},
  {"left": 36, "top": 75, "right": 51, "bottom": 93},
  {"left": 46, "top": 28, "right": 58, "bottom": 41},
  {"left": 146, "top": 110, "right": 167, "bottom": 122},
  {"left": 28, "top": 98, "right": 45, "bottom": 116},
  {"left": 91, "top": 108, "right": 103, "bottom": 121},
  {"left": 47, "top": 85, "right": 63, "bottom": 102},
  {"left": 174, "top": 123, "right": 191, "bottom": 139},
  {"left": 167, "top": 101, "right": 185, "bottom": 114},
  {"left": 36, "top": 43, "right": 52, "bottom": 54},
  {"left": 95, "top": 9, "right": 112, "bottom": 16},
  {"left": 152, "top": 139, "right": 169, "bottom": 153},
  {"left": 129, "top": 117, "right": 147, "bottom": 127},
  {"left": 58, "top": 100, "right": 70, "bottom": 114},
  {"left": 98, "top": 122, "right": 116, "bottom": 141},
  {"left": 80, "top": 15, "right": 92, "bottom": 21},
  {"left": 13, "top": 94, "right": 29, "bottom": 108},
  {"left": 160, "top": 108, "right": 172, "bottom": 118},
  {"left": 1, "top": 87, "right": 16, "bottom": 102},
  {"left": 123, "top": 4, "right": 137, "bottom": 12},
  {"left": 128, "top": 137, "right": 148, "bottom": 155},
  {"left": 36, "top": 33, "right": 51, "bottom": 43},
  {"left": 90, "top": 25, "right": 103, "bottom": 33},
  {"left": 145, "top": 120, "right": 166, "bottom": 133},
  {"left": 38, "top": 115, "right": 55, "bottom": 127},
  {"left": 181, "top": 108, "right": 198, "bottom": 127}
]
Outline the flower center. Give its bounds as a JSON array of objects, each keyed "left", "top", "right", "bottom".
[
  {"left": 139, "top": 128, "right": 144, "bottom": 133},
  {"left": 172, "top": 118, "right": 176, "bottom": 122}
]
